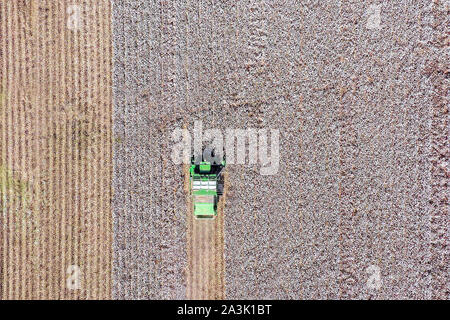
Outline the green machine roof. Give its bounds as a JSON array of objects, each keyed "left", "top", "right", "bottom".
[
  {"left": 194, "top": 203, "right": 215, "bottom": 216},
  {"left": 199, "top": 162, "right": 211, "bottom": 173}
]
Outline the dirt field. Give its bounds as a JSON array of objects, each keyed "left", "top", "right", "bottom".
[{"left": 0, "top": 0, "right": 113, "bottom": 299}]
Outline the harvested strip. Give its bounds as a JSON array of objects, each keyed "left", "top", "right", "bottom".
[{"left": 0, "top": 0, "right": 113, "bottom": 300}]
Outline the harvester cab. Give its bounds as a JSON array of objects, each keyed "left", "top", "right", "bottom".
[{"left": 189, "top": 147, "right": 226, "bottom": 219}]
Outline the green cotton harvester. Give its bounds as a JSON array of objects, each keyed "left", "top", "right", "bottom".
[{"left": 189, "top": 147, "right": 226, "bottom": 219}]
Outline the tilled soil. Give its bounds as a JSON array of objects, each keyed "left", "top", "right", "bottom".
[{"left": 0, "top": 0, "right": 113, "bottom": 300}]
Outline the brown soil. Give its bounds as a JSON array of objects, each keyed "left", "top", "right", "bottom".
[{"left": 0, "top": 0, "right": 113, "bottom": 300}]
